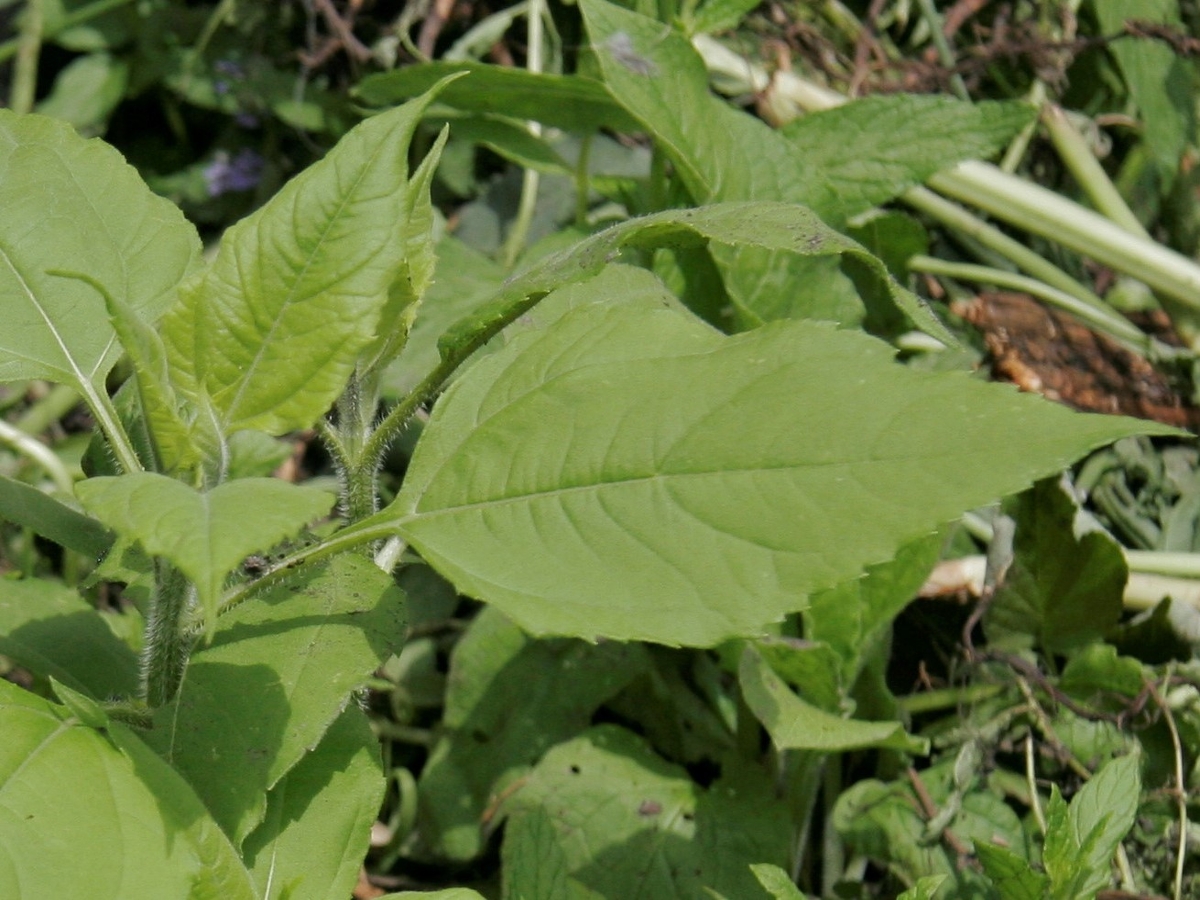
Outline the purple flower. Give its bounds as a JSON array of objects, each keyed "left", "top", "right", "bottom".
[{"left": 203, "top": 148, "right": 264, "bottom": 197}]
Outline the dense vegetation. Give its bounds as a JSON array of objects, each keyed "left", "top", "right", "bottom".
[{"left": 2, "top": 1, "right": 1200, "bottom": 898}]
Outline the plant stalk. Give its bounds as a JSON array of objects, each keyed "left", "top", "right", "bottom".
[
  {"left": 10, "top": 0, "right": 43, "bottom": 115},
  {"left": 142, "top": 561, "right": 195, "bottom": 707}
]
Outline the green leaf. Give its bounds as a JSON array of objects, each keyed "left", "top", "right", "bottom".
[
  {"left": 355, "top": 63, "right": 640, "bottom": 133},
  {"left": 160, "top": 82, "right": 455, "bottom": 436},
  {"left": 35, "top": 52, "right": 128, "bottom": 134},
  {"left": 985, "top": 478, "right": 1127, "bottom": 653},
  {"left": 242, "top": 706, "right": 384, "bottom": 900},
  {"left": 378, "top": 891, "right": 487, "bottom": 900},
  {"left": 502, "top": 808, "right": 606, "bottom": 900},
  {"left": 780, "top": 96, "right": 1034, "bottom": 222},
  {"left": 896, "top": 876, "right": 950, "bottom": 900},
  {"left": 974, "top": 842, "right": 1047, "bottom": 900},
  {"left": 143, "top": 554, "right": 405, "bottom": 847},
  {"left": 0, "top": 576, "right": 139, "bottom": 698},
  {"left": 1041, "top": 787, "right": 1077, "bottom": 895},
  {"left": 0, "top": 473, "right": 114, "bottom": 558},
  {"left": 1091, "top": 0, "right": 1194, "bottom": 183},
  {"left": 688, "top": 0, "right": 767, "bottom": 35},
  {"left": 417, "top": 607, "right": 650, "bottom": 860},
  {"left": 435, "top": 201, "right": 954, "bottom": 378},
  {"left": 501, "top": 725, "right": 790, "bottom": 899},
  {"left": 433, "top": 114, "right": 574, "bottom": 176},
  {"left": 1068, "top": 754, "right": 1140, "bottom": 896},
  {"left": 378, "top": 282, "right": 1173, "bottom": 646},
  {"left": 75, "top": 473, "right": 335, "bottom": 634},
  {"left": 739, "top": 647, "right": 928, "bottom": 753},
  {"left": 749, "top": 864, "right": 807, "bottom": 900},
  {"left": 0, "top": 110, "right": 201, "bottom": 409},
  {"left": 0, "top": 679, "right": 255, "bottom": 899}
]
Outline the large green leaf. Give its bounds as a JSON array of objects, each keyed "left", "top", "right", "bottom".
[
  {"left": 418, "top": 606, "right": 649, "bottom": 860},
  {"left": 739, "top": 647, "right": 927, "bottom": 754},
  {"left": 500, "top": 725, "right": 790, "bottom": 899},
  {"left": 0, "top": 577, "right": 138, "bottom": 698},
  {"left": 355, "top": 63, "right": 640, "bottom": 134},
  {"left": 0, "top": 679, "right": 255, "bottom": 899},
  {"left": 75, "top": 472, "right": 335, "bottom": 633},
  {"left": 160, "top": 83, "right": 453, "bottom": 436},
  {"left": 143, "top": 555, "right": 405, "bottom": 846},
  {"left": 242, "top": 706, "right": 384, "bottom": 900},
  {"left": 375, "top": 279, "right": 1174, "bottom": 646},
  {"left": 0, "top": 110, "right": 201, "bottom": 408}
]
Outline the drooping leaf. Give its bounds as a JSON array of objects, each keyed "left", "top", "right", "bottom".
[
  {"left": 0, "top": 473, "right": 113, "bottom": 558},
  {"left": 0, "top": 577, "right": 138, "bottom": 699},
  {"left": 434, "top": 202, "right": 954, "bottom": 370},
  {"left": 143, "top": 555, "right": 405, "bottom": 847},
  {"left": 739, "top": 647, "right": 928, "bottom": 754},
  {"left": 0, "top": 110, "right": 201, "bottom": 413},
  {"left": 0, "top": 679, "right": 255, "bottom": 899},
  {"left": 500, "top": 725, "right": 789, "bottom": 899},
  {"left": 374, "top": 283, "right": 1175, "bottom": 646},
  {"left": 417, "top": 606, "right": 649, "bottom": 860},
  {"left": 985, "top": 478, "right": 1127, "bottom": 654},
  {"left": 75, "top": 472, "right": 335, "bottom": 634},
  {"left": 354, "top": 63, "right": 640, "bottom": 134},
  {"left": 242, "top": 706, "right": 384, "bottom": 900},
  {"left": 160, "top": 81, "right": 455, "bottom": 436}
]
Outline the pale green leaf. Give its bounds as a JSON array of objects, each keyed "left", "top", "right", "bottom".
[
  {"left": 144, "top": 555, "right": 405, "bottom": 846},
  {"left": 161, "top": 82, "right": 455, "bottom": 435},
  {"left": 1068, "top": 754, "right": 1140, "bottom": 895},
  {"left": 688, "top": 0, "right": 767, "bottom": 35},
  {"left": 243, "top": 706, "right": 384, "bottom": 900},
  {"left": 355, "top": 63, "right": 640, "bottom": 133},
  {"left": 0, "top": 679, "right": 255, "bottom": 900},
  {"left": 378, "top": 891, "right": 487, "bottom": 900},
  {"left": 379, "top": 286, "right": 1173, "bottom": 646},
  {"left": 0, "top": 577, "right": 138, "bottom": 698},
  {"left": 740, "top": 647, "right": 927, "bottom": 753},
  {"left": 501, "top": 725, "right": 789, "bottom": 899},
  {"left": 75, "top": 473, "right": 335, "bottom": 634},
  {"left": 0, "top": 110, "right": 201, "bottom": 401},
  {"left": 749, "top": 864, "right": 807, "bottom": 900},
  {"left": 36, "top": 52, "right": 128, "bottom": 134},
  {"left": 896, "top": 876, "right": 950, "bottom": 900},
  {"left": 418, "top": 607, "right": 649, "bottom": 859}
]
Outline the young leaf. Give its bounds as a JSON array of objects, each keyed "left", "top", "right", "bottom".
[
  {"left": 75, "top": 472, "right": 335, "bottom": 633},
  {"left": 0, "top": 679, "right": 255, "bottom": 899},
  {"left": 500, "top": 725, "right": 790, "bottom": 899},
  {"left": 0, "top": 577, "right": 139, "bottom": 699},
  {"left": 143, "top": 555, "right": 405, "bottom": 846},
  {"left": 160, "top": 80, "right": 456, "bottom": 437},
  {"left": 749, "top": 864, "right": 807, "bottom": 900},
  {"left": 896, "top": 876, "right": 950, "bottom": 900},
  {"left": 242, "top": 706, "right": 385, "bottom": 900},
  {"left": 985, "top": 478, "right": 1127, "bottom": 654},
  {"left": 1067, "top": 754, "right": 1141, "bottom": 897},
  {"left": 974, "top": 842, "right": 1048, "bottom": 900},
  {"left": 739, "top": 647, "right": 928, "bottom": 754},
  {"left": 378, "top": 286, "right": 1175, "bottom": 646},
  {"left": 417, "top": 606, "right": 650, "bottom": 860},
  {"left": 0, "top": 110, "right": 201, "bottom": 423}
]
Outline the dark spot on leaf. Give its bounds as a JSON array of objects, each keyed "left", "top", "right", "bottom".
[
  {"left": 569, "top": 765, "right": 581, "bottom": 774},
  {"left": 471, "top": 729, "right": 489, "bottom": 743},
  {"left": 638, "top": 800, "right": 662, "bottom": 816}
]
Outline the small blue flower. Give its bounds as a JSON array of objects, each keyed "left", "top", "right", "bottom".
[{"left": 203, "top": 148, "right": 264, "bottom": 197}]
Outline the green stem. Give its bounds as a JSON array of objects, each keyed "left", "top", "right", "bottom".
[
  {"left": 913, "top": 0, "right": 970, "bottom": 101},
  {"left": 14, "top": 384, "right": 80, "bottom": 436},
  {"left": 907, "top": 254, "right": 1179, "bottom": 361},
  {"left": 141, "top": 562, "right": 194, "bottom": 707},
  {"left": 0, "top": 417, "right": 73, "bottom": 493},
  {"left": 928, "top": 162, "right": 1200, "bottom": 322},
  {"left": 332, "top": 374, "right": 380, "bottom": 523},
  {"left": 499, "top": 0, "right": 547, "bottom": 268},
  {"left": 1041, "top": 104, "right": 1149, "bottom": 239},
  {"left": 10, "top": 0, "right": 43, "bottom": 115},
  {"left": 0, "top": 0, "right": 135, "bottom": 65}
]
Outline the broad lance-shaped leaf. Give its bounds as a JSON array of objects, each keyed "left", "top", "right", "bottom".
[
  {"left": 0, "top": 110, "right": 201, "bottom": 403},
  {"left": 143, "top": 555, "right": 405, "bottom": 847},
  {"left": 436, "top": 202, "right": 953, "bottom": 364},
  {"left": 161, "top": 79, "right": 457, "bottom": 437},
  {"left": 371, "top": 275, "right": 1177, "bottom": 646},
  {"left": 75, "top": 473, "right": 335, "bottom": 632},
  {"left": 0, "top": 679, "right": 256, "bottom": 899}
]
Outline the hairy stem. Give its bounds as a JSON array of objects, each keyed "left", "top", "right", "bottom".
[{"left": 142, "top": 562, "right": 195, "bottom": 707}]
